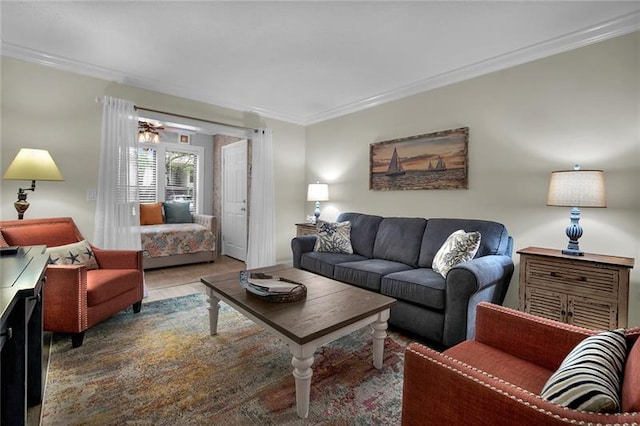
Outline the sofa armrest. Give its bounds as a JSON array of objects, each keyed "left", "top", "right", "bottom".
[
  {"left": 442, "top": 255, "right": 514, "bottom": 346},
  {"left": 402, "top": 342, "right": 638, "bottom": 426},
  {"left": 93, "top": 247, "right": 143, "bottom": 271},
  {"left": 43, "top": 265, "right": 88, "bottom": 333},
  {"left": 291, "top": 235, "right": 317, "bottom": 268},
  {"left": 474, "top": 303, "right": 594, "bottom": 371},
  {"left": 193, "top": 213, "right": 216, "bottom": 232}
]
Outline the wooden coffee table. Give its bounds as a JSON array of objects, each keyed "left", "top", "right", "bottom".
[{"left": 200, "top": 264, "right": 396, "bottom": 419}]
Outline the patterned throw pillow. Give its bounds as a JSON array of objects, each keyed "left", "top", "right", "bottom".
[
  {"left": 540, "top": 329, "right": 627, "bottom": 412},
  {"left": 313, "top": 220, "right": 353, "bottom": 254},
  {"left": 46, "top": 240, "right": 99, "bottom": 270},
  {"left": 432, "top": 230, "right": 481, "bottom": 278}
]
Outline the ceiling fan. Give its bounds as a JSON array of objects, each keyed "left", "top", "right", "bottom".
[{"left": 138, "top": 121, "right": 164, "bottom": 143}]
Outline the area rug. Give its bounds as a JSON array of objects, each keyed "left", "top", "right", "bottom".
[{"left": 42, "top": 293, "right": 410, "bottom": 425}]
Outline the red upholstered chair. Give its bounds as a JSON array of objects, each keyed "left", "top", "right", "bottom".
[
  {"left": 0, "top": 217, "right": 144, "bottom": 348},
  {"left": 402, "top": 302, "right": 640, "bottom": 426}
]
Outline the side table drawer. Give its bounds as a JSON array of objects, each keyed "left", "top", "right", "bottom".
[{"left": 524, "top": 258, "right": 619, "bottom": 297}]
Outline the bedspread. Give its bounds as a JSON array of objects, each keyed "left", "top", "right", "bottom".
[{"left": 141, "top": 223, "right": 215, "bottom": 258}]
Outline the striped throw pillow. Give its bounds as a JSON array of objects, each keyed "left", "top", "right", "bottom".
[{"left": 540, "top": 329, "right": 627, "bottom": 412}]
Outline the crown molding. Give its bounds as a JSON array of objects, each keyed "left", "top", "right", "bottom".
[
  {"left": 2, "top": 10, "right": 638, "bottom": 127},
  {"left": 304, "top": 11, "right": 640, "bottom": 125},
  {"left": 0, "top": 42, "right": 307, "bottom": 126}
]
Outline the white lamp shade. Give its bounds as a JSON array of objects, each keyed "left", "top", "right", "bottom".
[
  {"left": 307, "top": 183, "right": 329, "bottom": 201},
  {"left": 2, "top": 148, "right": 64, "bottom": 181},
  {"left": 547, "top": 169, "right": 605, "bottom": 208}
]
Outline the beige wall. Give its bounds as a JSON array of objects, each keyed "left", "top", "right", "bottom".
[
  {"left": 2, "top": 31, "right": 638, "bottom": 325},
  {"left": 305, "top": 32, "right": 640, "bottom": 325},
  {"left": 0, "top": 57, "right": 306, "bottom": 263}
]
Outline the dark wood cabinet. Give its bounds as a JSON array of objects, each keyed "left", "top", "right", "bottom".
[{"left": 1, "top": 245, "right": 48, "bottom": 426}]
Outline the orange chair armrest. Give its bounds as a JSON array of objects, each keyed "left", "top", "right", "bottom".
[
  {"left": 402, "top": 343, "right": 639, "bottom": 426},
  {"left": 474, "top": 303, "right": 594, "bottom": 371},
  {"left": 43, "top": 265, "right": 88, "bottom": 333},
  {"left": 93, "top": 247, "right": 142, "bottom": 271}
]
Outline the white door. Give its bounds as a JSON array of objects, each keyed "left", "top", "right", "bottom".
[{"left": 221, "top": 140, "right": 248, "bottom": 261}]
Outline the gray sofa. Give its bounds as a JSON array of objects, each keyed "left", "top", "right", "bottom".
[{"left": 291, "top": 212, "right": 514, "bottom": 347}]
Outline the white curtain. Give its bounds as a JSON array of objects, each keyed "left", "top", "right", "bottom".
[
  {"left": 93, "top": 96, "right": 141, "bottom": 250},
  {"left": 246, "top": 128, "right": 276, "bottom": 269}
]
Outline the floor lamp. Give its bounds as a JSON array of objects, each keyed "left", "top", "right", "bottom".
[{"left": 2, "top": 148, "right": 64, "bottom": 219}]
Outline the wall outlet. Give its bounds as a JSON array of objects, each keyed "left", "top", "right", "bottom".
[{"left": 86, "top": 188, "right": 97, "bottom": 201}]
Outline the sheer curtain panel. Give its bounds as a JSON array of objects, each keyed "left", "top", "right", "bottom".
[
  {"left": 246, "top": 128, "right": 276, "bottom": 269},
  {"left": 93, "top": 96, "right": 141, "bottom": 250}
]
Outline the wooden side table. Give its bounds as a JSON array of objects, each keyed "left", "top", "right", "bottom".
[
  {"left": 517, "top": 246, "right": 634, "bottom": 329},
  {"left": 295, "top": 223, "right": 317, "bottom": 237}
]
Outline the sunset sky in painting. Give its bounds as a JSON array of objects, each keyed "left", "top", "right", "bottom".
[{"left": 370, "top": 131, "right": 467, "bottom": 173}]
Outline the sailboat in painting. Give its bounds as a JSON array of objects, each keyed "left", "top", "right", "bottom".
[
  {"left": 427, "top": 156, "right": 447, "bottom": 171},
  {"left": 385, "top": 147, "right": 405, "bottom": 177}
]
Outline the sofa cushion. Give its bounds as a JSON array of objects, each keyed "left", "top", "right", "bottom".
[
  {"left": 336, "top": 212, "right": 383, "bottom": 258},
  {"left": 381, "top": 268, "right": 446, "bottom": 310},
  {"left": 300, "top": 252, "right": 367, "bottom": 278},
  {"left": 164, "top": 202, "right": 192, "bottom": 224},
  {"left": 419, "top": 219, "right": 509, "bottom": 268},
  {"left": 1, "top": 223, "right": 79, "bottom": 247},
  {"left": 540, "top": 329, "right": 627, "bottom": 413},
  {"left": 86, "top": 269, "right": 143, "bottom": 307},
  {"left": 445, "top": 340, "right": 554, "bottom": 394},
  {"left": 334, "top": 259, "right": 413, "bottom": 292},
  {"left": 372, "top": 217, "right": 427, "bottom": 267},
  {"left": 313, "top": 220, "right": 353, "bottom": 254},
  {"left": 46, "top": 240, "right": 99, "bottom": 270},
  {"left": 432, "top": 230, "right": 481, "bottom": 278},
  {"left": 140, "top": 202, "right": 164, "bottom": 225},
  {"left": 621, "top": 336, "right": 640, "bottom": 412}
]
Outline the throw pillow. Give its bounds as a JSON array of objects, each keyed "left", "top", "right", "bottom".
[
  {"left": 432, "top": 230, "right": 481, "bottom": 278},
  {"left": 140, "top": 202, "right": 164, "bottom": 225},
  {"left": 540, "top": 329, "right": 627, "bottom": 413},
  {"left": 164, "top": 202, "right": 193, "bottom": 224},
  {"left": 313, "top": 220, "right": 353, "bottom": 254},
  {"left": 46, "top": 240, "right": 99, "bottom": 270}
]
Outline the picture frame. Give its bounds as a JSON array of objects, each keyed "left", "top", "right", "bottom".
[{"left": 369, "top": 127, "right": 469, "bottom": 191}]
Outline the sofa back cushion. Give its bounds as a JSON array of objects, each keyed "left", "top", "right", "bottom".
[
  {"left": 419, "top": 218, "right": 510, "bottom": 268},
  {"left": 336, "top": 212, "right": 383, "bottom": 258},
  {"left": 373, "top": 217, "right": 427, "bottom": 267},
  {"left": 1, "top": 221, "right": 81, "bottom": 248}
]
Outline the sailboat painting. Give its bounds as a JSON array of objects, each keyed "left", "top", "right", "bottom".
[{"left": 370, "top": 127, "right": 468, "bottom": 191}]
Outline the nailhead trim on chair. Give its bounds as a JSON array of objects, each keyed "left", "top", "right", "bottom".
[{"left": 407, "top": 344, "right": 639, "bottom": 425}]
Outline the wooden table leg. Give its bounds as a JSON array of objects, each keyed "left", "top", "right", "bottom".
[
  {"left": 371, "top": 309, "right": 390, "bottom": 369},
  {"left": 290, "top": 344, "right": 316, "bottom": 419},
  {"left": 206, "top": 288, "right": 220, "bottom": 336}
]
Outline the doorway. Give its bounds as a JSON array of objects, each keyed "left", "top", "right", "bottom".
[{"left": 220, "top": 139, "right": 248, "bottom": 261}]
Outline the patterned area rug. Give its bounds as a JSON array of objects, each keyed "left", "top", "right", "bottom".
[{"left": 42, "top": 293, "right": 410, "bottom": 425}]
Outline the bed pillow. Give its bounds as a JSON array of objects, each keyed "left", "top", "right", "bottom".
[
  {"left": 140, "top": 202, "right": 164, "bottom": 225},
  {"left": 164, "top": 202, "right": 193, "bottom": 224},
  {"left": 46, "top": 240, "right": 99, "bottom": 270},
  {"left": 313, "top": 220, "right": 353, "bottom": 254},
  {"left": 540, "top": 329, "right": 627, "bottom": 413},
  {"left": 432, "top": 230, "right": 481, "bottom": 278}
]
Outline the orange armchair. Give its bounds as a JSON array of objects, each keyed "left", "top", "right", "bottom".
[
  {"left": 0, "top": 217, "right": 144, "bottom": 348},
  {"left": 402, "top": 302, "right": 640, "bottom": 425}
]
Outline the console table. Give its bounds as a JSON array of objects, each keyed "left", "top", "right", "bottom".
[
  {"left": 518, "top": 246, "right": 634, "bottom": 329},
  {"left": 295, "top": 223, "right": 316, "bottom": 237},
  {"left": 1, "top": 245, "right": 48, "bottom": 426}
]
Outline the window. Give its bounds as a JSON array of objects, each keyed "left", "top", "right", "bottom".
[{"left": 137, "top": 142, "right": 203, "bottom": 213}]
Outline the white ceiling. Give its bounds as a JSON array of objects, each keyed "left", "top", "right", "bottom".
[{"left": 2, "top": 1, "right": 639, "bottom": 125}]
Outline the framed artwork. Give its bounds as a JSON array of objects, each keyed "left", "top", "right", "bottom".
[{"left": 369, "top": 127, "right": 469, "bottom": 191}]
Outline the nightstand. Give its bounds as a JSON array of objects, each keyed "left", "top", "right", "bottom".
[
  {"left": 295, "top": 223, "right": 317, "bottom": 237},
  {"left": 518, "top": 246, "right": 634, "bottom": 329}
]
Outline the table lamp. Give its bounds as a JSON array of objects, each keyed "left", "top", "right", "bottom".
[
  {"left": 546, "top": 165, "right": 606, "bottom": 256},
  {"left": 307, "top": 182, "right": 329, "bottom": 224},
  {"left": 2, "top": 148, "right": 64, "bottom": 219}
]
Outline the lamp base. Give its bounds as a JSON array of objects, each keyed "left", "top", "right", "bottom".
[
  {"left": 562, "top": 248, "right": 584, "bottom": 256},
  {"left": 14, "top": 187, "right": 32, "bottom": 220},
  {"left": 562, "top": 207, "right": 584, "bottom": 256}
]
